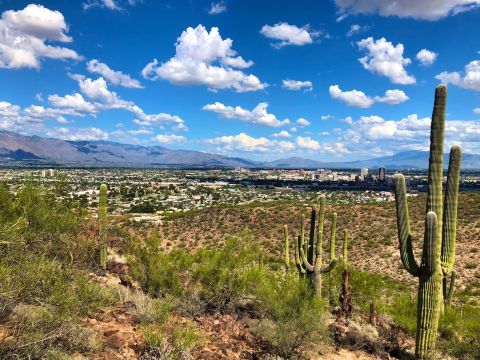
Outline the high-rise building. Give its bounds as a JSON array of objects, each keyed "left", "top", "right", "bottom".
[
  {"left": 360, "top": 168, "right": 368, "bottom": 181},
  {"left": 379, "top": 167, "right": 386, "bottom": 182}
]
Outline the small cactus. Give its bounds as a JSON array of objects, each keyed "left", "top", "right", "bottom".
[
  {"left": 393, "top": 85, "right": 461, "bottom": 359},
  {"left": 99, "top": 183, "right": 108, "bottom": 270},
  {"left": 284, "top": 195, "right": 337, "bottom": 297}
]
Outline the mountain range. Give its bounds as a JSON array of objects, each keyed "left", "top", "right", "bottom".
[{"left": 0, "top": 130, "right": 478, "bottom": 169}]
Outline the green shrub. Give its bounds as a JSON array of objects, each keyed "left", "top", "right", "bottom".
[{"left": 252, "top": 272, "right": 330, "bottom": 359}]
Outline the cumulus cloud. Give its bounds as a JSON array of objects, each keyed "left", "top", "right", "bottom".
[
  {"left": 260, "top": 22, "right": 319, "bottom": 48},
  {"left": 48, "top": 93, "right": 98, "bottom": 114},
  {"left": 153, "top": 134, "right": 186, "bottom": 143},
  {"left": 416, "top": 49, "right": 438, "bottom": 66},
  {"left": 282, "top": 79, "right": 313, "bottom": 91},
  {"left": 208, "top": 1, "right": 227, "bottom": 14},
  {"left": 207, "top": 132, "right": 294, "bottom": 152},
  {"left": 329, "top": 85, "right": 408, "bottom": 108},
  {"left": 141, "top": 25, "right": 266, "bottom": 92},
  {"left": 474, "top": 108, "right": 480, "bottom": 114},
  {"left": 334, "top": 0, "right": 480, "bottom": 21},
  {"left": 436, "top": 60, "right": 480, "bottom": 91},
  {"left": 296, "top": 118, "right": 311, "bottom": 127},
  {"left": 87, "top": 59, "right": 143, "bottom": 88},
  {"left": 295, "top": 136, "right": 321, "bottom": 150},
  {"left": 202, "top": 102, "right": 290, "bottom": 127},
  {"left": 272, "top": 130, "right": 292, "bottom": 138},
  {"left": 339, "top": 113, "right": 480, "bottom": 154},
  {"left": 0, "top": 4, "right": 81, "bottom": 69},
  {"left": 357, "top": 37, "right": 415, "bottom": 85}
]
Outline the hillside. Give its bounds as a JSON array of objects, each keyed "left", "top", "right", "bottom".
[{"left": 1, "top": 131, "right": 479, "bottom": 169}]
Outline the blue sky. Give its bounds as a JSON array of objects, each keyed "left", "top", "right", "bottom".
[{"left": 0, "top": 0, "right": 479, "bottom": 161}]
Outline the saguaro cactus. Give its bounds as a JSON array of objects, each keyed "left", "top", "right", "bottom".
[
  {"left": 393, "top": 85, "right": 461, "bottom": 359},
  {"left": 285, "top": 195, "right": 337, "bottom": 297},
  {"left": 284, "top": 224, "right": 290, "bottom": 272},
  {"left": 99, "top": 183, "right": 108, "bottom": 270}
]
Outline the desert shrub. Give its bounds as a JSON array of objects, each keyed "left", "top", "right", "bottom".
[
  {"left": 252, "top": 272, "right": 330, "bottom": 359},
  {"left": 141, "top": 320, "right": 202, "bottom": 360},
  {"left": 191, "top": 237, "right": 262, "bottom": 313}
]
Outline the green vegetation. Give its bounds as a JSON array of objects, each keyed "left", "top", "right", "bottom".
[{"left": 0, "top": 181, "right": 117, "bottom": 358}]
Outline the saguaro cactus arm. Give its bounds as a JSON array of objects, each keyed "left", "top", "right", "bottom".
[
  {"left": 300, "top": 246, "right": 314, "bottom": 272},
  {"left": 99, "top": 183, "right": 108, "bottom": 270},
  {"left": 295, "top": 235, "right": 306, "bottom": 274},
  {"left": 308, "top": 208, "right": 316, "bottom": 263},
  {"left": 330, "top": 213, "right": 337, "bottom": 260},
  {"left": 284, "top": 225, "right": 290, "bottom": 271},
  {"left": 443, "top": 270, "right": 456, "bottom": 305},
  {"left": 424, "top": 211, "right": 438, "bottom": 276},
  {"left": 441, "top": 145, "right": 462, "bottom": 274},
  {"left": 393, "top": 174, "right": 421, "bottom": 277}
]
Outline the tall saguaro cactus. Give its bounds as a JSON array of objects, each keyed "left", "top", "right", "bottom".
[
  {"left": 393, "top": 85, "right": 461, "bottom": 359},
  {"left": 284, "top": 195, "right": 338, "bottom": 297},
  {"left": 99, "top": 183, "right": 108, "bottom": 270}
]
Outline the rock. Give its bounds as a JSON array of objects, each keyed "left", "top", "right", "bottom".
[
  {"left": 88, "top": 318, "right": 98, "bottom": 325},
  {"left": 105, "top": 331, "right": 136, "bottom": 349}
]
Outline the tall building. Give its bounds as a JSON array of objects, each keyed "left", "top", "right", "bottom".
[
  {"left": 360, "top": 168, "right": 368, "bottom": 181},
  {"left": 379, "top": 167, "right": 386, "bottom": 182}
]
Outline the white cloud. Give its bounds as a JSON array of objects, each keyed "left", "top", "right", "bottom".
[
  {"left": 0, "top": 4, "right": 81, "bottom": 69},
  {"left": 202, "top": 102, "right": 290, "bottom": 127},
  {"left": 207, "top": 132, "right": 294, "bottom": 152},
  {"left": 357, "top": 37, "right": 415, "bottom": 85},
  {"left": 329, "top": 85, "right": 407, "bottom": 108},
  {"left": 87, "top": 59, "right": 143, "bottom": 88},
  {"left": 374, "top": 89, "right": 409, "bottom": 104},
  {"left": 128, "top": 129, "right": 152, "bottom": 135},
  {"left": 208, "top": 1, "right": 227, "bottom": 14},
  {"left": 324, "top": 142, "right": 350, "bottom": 155},
  {"left": 83, "top": 0, "right": 122, "bottom": 11},
  {"left": 340, "top": 113, "right": 480, "bottom": 154},
  {"left": 260, "top": 22, "right": 319, "bottom": 48},
  {"left": 319, "top": 131, "right": 330, "bottom": 136},
  {"left": 296, "top": 118, "right": 311, "bottom": 127},
  {"left": 334, "top": 0, "right": 480, "bottom": 21},
  {"left": 436, "top": 60, "right": 480, "bottom": 91},
  {"left": 272, "top": 130, "right": 292, "bottom": 138},
  {"left": 142, "top": 25, "right": 266, "bottom": 92},
  {"left": 329, "top": 85, "right": 374, "bottom": 108},
  {"left": 346, "top": 24, "right": 368, "bottom": 37},
  {"left": 474, "top": 108, "right": 480, "bottom": 114},
  {"left": 416, "top": 49, "right": 438, "bottom": 66},
  {"left": 64, "top": 75, "right": 187, "bottom": 130},
  {"left": 0, "top": 101, "right": 20, "bottom": 117},
  {"left": 282, "top": 79, "right": 313, "bottom": 91},
  {"left": 295, "top": 136, "right": 321, "bottom": 150},
  {"left": 153, "top": 134, "right": 186, "bottom": 143},
  {"left": 47, "top": 127, "right": 109, "bottom": 141},
  {"left": 48, "top": 93, "right": 97, "bottom": 114},
  {"left": 321, "top": 114, "right": 332, "bottom": 120}
]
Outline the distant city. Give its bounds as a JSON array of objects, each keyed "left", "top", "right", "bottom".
[{"left": 1, "top": 167, "right": 479, "bottom": 224}]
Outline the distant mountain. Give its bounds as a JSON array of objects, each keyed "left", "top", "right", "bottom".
[
  {"left": 0, "top": 131, "right": 256, "bottom": 168},
  {"left": 0, "top": 131, "right": 478, "bottom": 169},
  {"left": 267, "top": 150, "right": 480, "bottom": 170}
]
